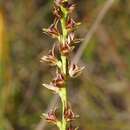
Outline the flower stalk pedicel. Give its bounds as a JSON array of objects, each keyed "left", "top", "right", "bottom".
[{"left": 41, "top": 0, "right": 84, "bottom": 130}]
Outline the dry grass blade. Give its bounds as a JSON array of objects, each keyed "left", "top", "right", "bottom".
[{"left": 72, "top": 0, "right": 115, "bottom": 64}]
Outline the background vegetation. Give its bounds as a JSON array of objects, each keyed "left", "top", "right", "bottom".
[{"left": 0, "top": 0, "right": 130, "bottom": 130}]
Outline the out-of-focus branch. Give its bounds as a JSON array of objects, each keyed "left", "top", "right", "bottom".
[
  {"left": 35, "top": 0, "right": 115, "bottom": 130},
  {"left": 72, "top": 0, "right": 115, "bottom": 64}
]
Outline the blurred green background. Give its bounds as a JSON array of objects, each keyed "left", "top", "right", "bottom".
[{"left": 0, "top": 0, "right": 130, "bottom": 130}]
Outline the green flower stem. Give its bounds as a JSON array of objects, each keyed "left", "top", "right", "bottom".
[
  {"left": 61, "top": 55, "right": 66, "bottom": 75},
  {"left": 59, "top": 5, "right": 68, "bottom": 130},
  {"left": 61, "top": 11, "right": 67, "bottom": 74},
  {"left": 60, "top": 56, "right": 67, "bottom": 130},
  {"left": 59, "top": 88, "right": 67, "bottom": 130}
]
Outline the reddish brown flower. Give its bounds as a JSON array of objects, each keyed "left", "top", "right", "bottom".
[
  {"left": 41, "top": 44, "right": 58, "bottom": 66},
  {"left": 68, "top": 3, "right": 75, "bottom": 13},
  {"left": 52, "top": 72, "right": 65, "bottom": 87},
  {"left": 42, "top": 109, "right": 58, "bottom": 124},
  {"left": 43, "top": 19, "right": 60, "bottom": 38},
  {"left": 53, "top": 6, "right": 63, "bottom": 19},
  {"left": 64, "top": 106, "right": 79, "bottom": 121},
  {"left": 67, "top": 32, "right": 75, "bottom": 44},
  {"left": 69, "top": 64, "right": 85, "bottom": 78},
  {"left": 60, "top": 42, "right": 73, "bottom": 56},
  {"left": 67, "top": 33, "right": 83, "bottom": 45},
  {"left": 66, "top": 18, "right": 81, "bottom": 31},
  {"left": 62, "top": 1, "right": 75, "bottom": 13},
  {"left": 43, "top": 71, "right": 65, "bottom": 93}
]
